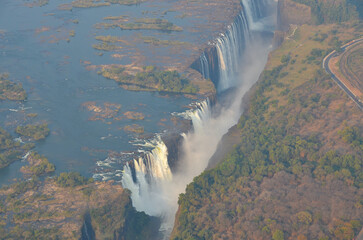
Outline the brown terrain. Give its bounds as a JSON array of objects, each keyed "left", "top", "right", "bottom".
[
  {"left": 172, "top": 17, "right": 363, "bottom": 240},
  {"left": 332, "top": 41, "right": 363, "bottom": 99},
  {"left": 0, "top": 179, "right": 123, "bottom": 238}
]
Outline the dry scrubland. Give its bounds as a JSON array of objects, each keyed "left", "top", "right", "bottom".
[{"left": 172, "top": 21, "right": 363, "bottom": 240}]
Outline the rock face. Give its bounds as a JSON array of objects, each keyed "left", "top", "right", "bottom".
[
  {"left": 206, "top": 124, "right": 242, "bottom": 170},
  {"left": 190, "top": 46, "right": 221, "bottom": 88},
  {"left": 171, "top": 14, "right": 363, "bottom": 240},
  {"left": 0, "top": 179, "right": 160, "bottom": 239},
  {"left": 277, "top": 0, "right": 311, "bottom": 31},
  {"left": 161, "top": 133, "right": 185, "bottom": 171}
]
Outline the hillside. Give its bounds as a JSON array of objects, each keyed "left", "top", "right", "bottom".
[{"left": 171, "top": 17, "right": 363, "bottom": 240}]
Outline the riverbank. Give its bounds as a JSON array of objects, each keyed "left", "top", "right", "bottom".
[
  {"left": 0, "top": 0, "right": 249, "bottom": 238},
  {"left": 171, "top": 16, "right": 363, "bottom": 240}
]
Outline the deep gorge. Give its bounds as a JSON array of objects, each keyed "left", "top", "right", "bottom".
[{"left": 120, "top": 0, "right": 277, "bottom": 237}]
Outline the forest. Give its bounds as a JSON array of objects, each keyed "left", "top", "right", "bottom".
[
  {"left": 172, "top": 21, "right": 362, "bottom": 239},
  {"left": 292, "top": 0, "right": 361, "bottom": 24}
]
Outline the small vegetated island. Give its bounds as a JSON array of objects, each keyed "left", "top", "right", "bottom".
[
  {"left": 0, "top": 128, "right": 33, "bottom": 169},
  {"left": 15, "top": 123, "right": 50, "bottom": 141},
  {"left": 0, "top": 73, "right": 26, "bottom": 101},
  {"left": 59, "top": 0, "right": 147, "bottom": 10},
  {"left": 100, "top": 65, "right": 199, "bottom": 93},
  {"left": 20, "top": 152, "right": 55, "bottom": 177},
  {"left": 95, "top": 17, "right": 183, "bottom": 32}
]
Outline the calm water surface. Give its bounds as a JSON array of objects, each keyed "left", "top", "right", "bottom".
[{"left": 0, "top": 0, "right": 204, "bottom": 185}]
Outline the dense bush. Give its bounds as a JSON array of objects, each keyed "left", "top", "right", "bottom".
[
  {"left": 21, "top": 152, "right": 55, "bottom": 176},
  {"left": 90, "top": 191, "right": 160, "bottom": 240},
  {"left": 55, "top": 172, "right": 93, "bottom": 187},
  {"left": 0, "top": 127, "right": 26, "bottom": 169},
  {"left": 173, "top": 65, "right": 362, "bottom": 239},
  {"left": 16, "top": 123, "right": 49, "bottom": 140},
  {"left": 102, "top": 66, "right": 198, "bottom": 93},
  {"left": 292, "top": 0, "right": 360, "bottom": 24},
  {"left": 0, "top": 73, "right": 27, "bottom": 101}
]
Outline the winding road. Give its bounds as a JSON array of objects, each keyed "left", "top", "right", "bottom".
[{"left": 322, "top": 38, "right": 363, "bottom": 111}]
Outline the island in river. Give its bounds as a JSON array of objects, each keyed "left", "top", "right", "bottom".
[
  {"left": 172, "top": 0, "right": 363, "bottom": 239},
  {"left": 0, "top": 0, "right": 245, "bottom": 238},
  {"left": 0, "top": 0, "right": 362, "bottom": 239}
]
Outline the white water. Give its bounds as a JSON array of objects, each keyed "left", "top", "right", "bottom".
[
  {"left": 215, "top": 10, "right": 250, "bottom": 92},
  {"left": 121, "top": 0, "right": 276, "bottom": 237},
  {"left": 199, "top": 52, "right": 210, "bottom": 81}
]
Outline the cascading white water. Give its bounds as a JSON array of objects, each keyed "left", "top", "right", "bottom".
[
  {"left": 121, "top": 0, "right": 276, "bottom": 237},
  {"left": 121, "top": 136, "right": 173, "bottom": 216},
  {"left": 199, "top": 52, "right": 210, "bottom": 81},
  {"left": 177, "top": 98, "right": 212, "bottom": 133},
  {"left": 198, "top": 0, "right": 269, "bottom": 92},
  {"left": 242, "top": 0, "right": 266, "bottom": 27},
  {"left": 215, "top": 10, "right": 250, "bottom": 92}
]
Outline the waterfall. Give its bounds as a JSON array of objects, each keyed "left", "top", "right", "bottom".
[
  {"left": 199, "top": 52, "right": 211, "bottom": 81},
  {"left": 176, "top": 98, "right": 212, "bottom": 133},
  {"left": 216, "top": 10, "right": 250, "bottom": 92},
  {"left": 121, "top": 136, "right": 173, "bottom": 216},
  {"left": 195, "top": 0, "right": 269, "bottom": 92},
  {"left": 121, "top": 0, "right": 275, "bottom": 237},
  {"left": 189, "top": 99, "right": 212, "bottom": 132},
  {"left": 121, "top": 101, "right": 212, "bottom": 217},
  {"left": 241, "top": 0, "right": 267, "bottom": 26}
]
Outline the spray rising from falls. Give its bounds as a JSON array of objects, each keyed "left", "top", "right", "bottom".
[
  {"left": 121, "top": 99, "right": 212, "bottom": 216},
  {"left": 196, "top": 0, "right": 270, "bottom": 93},
  {"left": 122, "top": 0, "right": 276, "bottom": 236},
  {"left": 121, "top": 136, "right": 173, "bottom": 216}
]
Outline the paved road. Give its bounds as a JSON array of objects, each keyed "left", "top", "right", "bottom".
[{"left": 322, "top": 38, "right": 363, "bottom": 111}]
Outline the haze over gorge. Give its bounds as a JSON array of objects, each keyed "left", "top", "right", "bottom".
[{"left": 121, "top": 0, "right": 277, "bottom": 236}]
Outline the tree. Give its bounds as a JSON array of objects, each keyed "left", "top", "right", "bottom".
[{"left": 272, "top": 229, "right": 284, "bottom": 240}]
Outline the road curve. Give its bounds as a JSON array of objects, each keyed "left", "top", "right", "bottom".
[{"left": 322, "top": 38, "right": 363, "bottom": 111}]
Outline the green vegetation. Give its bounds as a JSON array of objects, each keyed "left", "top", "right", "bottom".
[
  {"left": 6, "top": 178, "right": 40, "bottom": 199},
  {"left": 71, "top": 0, "right": 110, "bottom": 8},
  {"left": 124, "top": 124, "right": 144, "bottom": 134},
  {"left": 55, "top": 172, "right": 93, "bottom": 187},
  {"left": 104, "top": 15, "right": 128, "bottom": 20},
  {"left": 292, "top": 0, "right": 360, "bottom": 24},
  {"left": 272, "top": 230, "right": 284, "bottom": 240},
  {"left": 16, "top": 123, "right": 49, "bottom": 140},
  {"left": 0, "top": 73, "right": 26, "bottom": 101},
  {"left": 21, "top": 152, "right": 55, "bottom": 176},
  {"left": 95, "top": 35, "right": 127, "bottom": 43},
  {"left": 60, "top": 0, "right": 146, "bottom": 10},
  {"left": 139, "top": 35, "right": 188, "bottom": 46},
  {"left": 27, "top": 113, "right": 38, "bottom": 118},
  {"left": 105, "top": 0, "right": 146, "bottom": 5},
  {"left": 100, "top": 65, "right": 198, "bottom": 93},
  {"left": 26, "top": 0, "right": 49, "bottom": 7},
  {"left": 172, "top": 23, "right": 362, "bottom": 240},
  {"left": 92, "top": 35, "right": 127, "bottom": 51},
  {"left": 69, "top": 30, "right": 75, "bottom": 37},
  {"left": 0, "top": 175, "right": 159, "bottom": 239},
  {"left": 0, "top": 127, "right": 32, "bottom": 169},
  {"left": 333, "top": 220, "right": 362, "bottom": 240},
  {"left": 90, "top": 190, "right": 160, "bottom": 239},
  {"left": 92, "top": 42, "right": 122, "bottom": 51},
  {"left": 123, "top": 111, "right": 145, "bottom": 120},
  {"left": 96, "top": 18, "right": 182, "bottom": 32}
]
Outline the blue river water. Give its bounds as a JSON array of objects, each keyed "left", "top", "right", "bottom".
[{"left": 0, "top": 0, "right": 206, "bottom": 185}]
